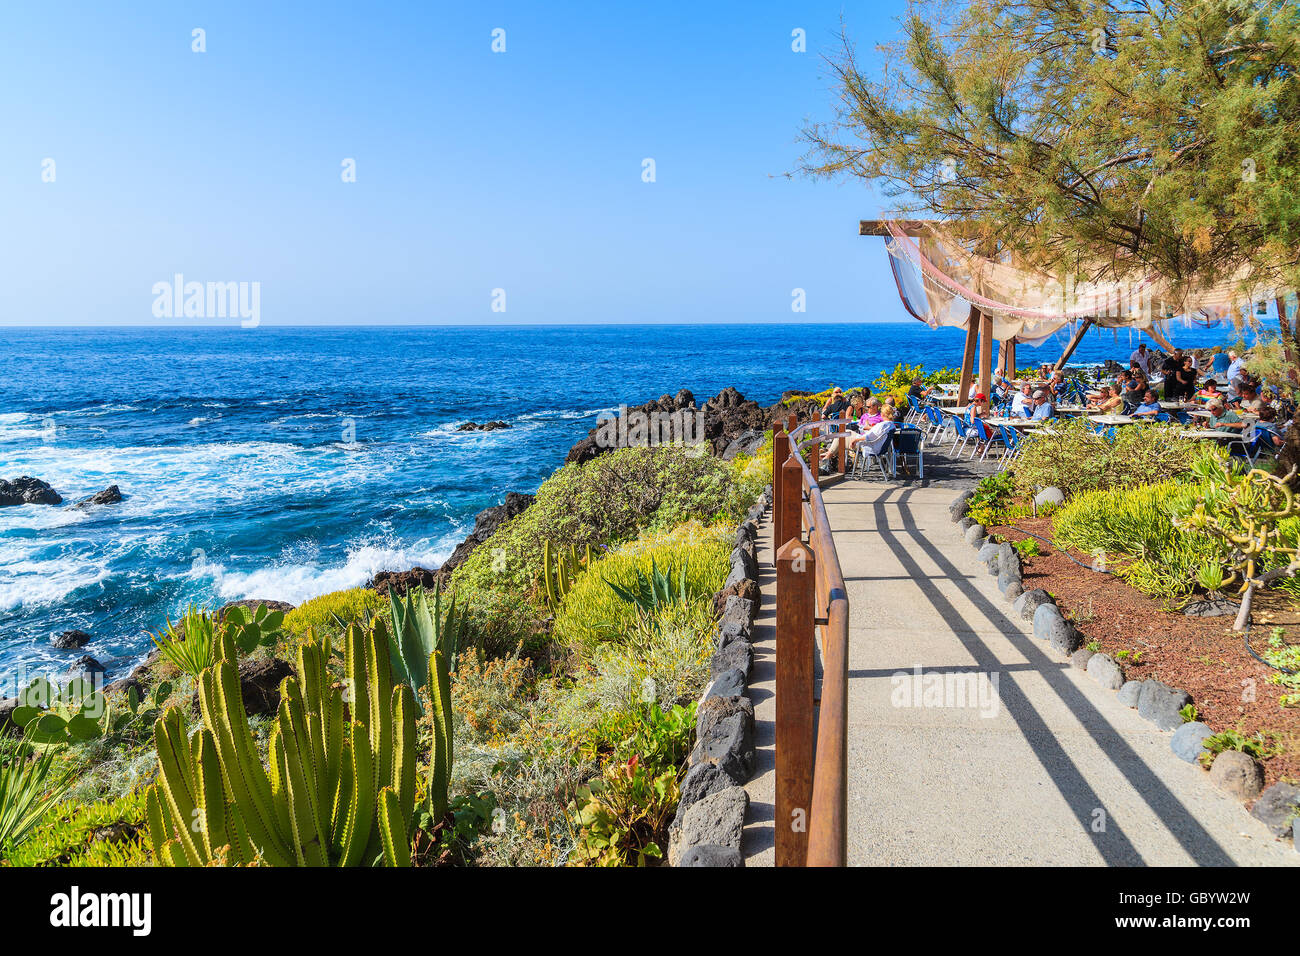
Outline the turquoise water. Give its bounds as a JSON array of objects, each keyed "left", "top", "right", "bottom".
[{"left": 0, "top": 321, "right": 1233, "bottom": 686}]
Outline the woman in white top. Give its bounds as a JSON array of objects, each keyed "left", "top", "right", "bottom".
[{"left": 846, "top": 405, "right": 896, "bottom": 457}]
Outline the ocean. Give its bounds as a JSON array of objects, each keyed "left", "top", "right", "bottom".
[{"left": 0, "top": 321, "right": 1235, "bottom": 687}]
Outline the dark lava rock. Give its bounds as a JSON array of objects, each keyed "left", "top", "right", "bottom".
[
  {"left": 367, "top": 567, "right": 443, "bottom": 597},
  {"left": 1183, "top": 597, "right": 1240, "bottom": 618},
  {"left": 68, "top": 656, "right": 106, "bottom": 679},
  {"left": 435, "top": 490, "right": 535, "bottom": 577},
  {"left": 52, "top": 629, "right": 93, "bottom": 650},
  {"left": 0, "top": 697, "right": 20, "bottom": 735},
  {"left": 1137, "top": 680, "right": 1192, "bottom": 732},
  {"left": 0, "top": 476, "right": 62, "bottom": 506},
  {"left": 713, "top": 579, "right": 760, "bottom": 618},
  {"left": 191, "top": 657, "right": 294, "bottom": 718},
  {"left": 457, "top": 420, "right": 510, "bottom": 432},
  {"left": 216, "top": 599, "right": 295, "bottom": 619},
  {"left": 72, "top": 485, "right": 123, "bottom": 509},
  {"left": 676, "top": 845, "right": 743, "bottom": 867},
  {"left": 104, "top": 676, "right": 145, "bottom": 698},
  {"left": 1249, "top": 782, "right": 1300, "bottom": 838}
]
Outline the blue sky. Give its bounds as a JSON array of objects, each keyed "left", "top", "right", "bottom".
[{"left": 0, "top": 1, "right": 913, "bottom": 326}]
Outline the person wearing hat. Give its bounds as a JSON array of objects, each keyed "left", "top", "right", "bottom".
[{"left": 1030, "top": 388, "right": 1055, "bottom": 420}]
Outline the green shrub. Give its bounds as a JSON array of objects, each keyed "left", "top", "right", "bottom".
[
  {"left": 1014, "top": 418, "right": 1217, "bottom": 499},
  {"left": 1053, "top": 480, "right": 1224, "bottom": 599},
  {"left": 452, "top": 445, "right": 760, "bottom": 597},
  {"left": 567, "top": 755, "right": 678, "bottom": 867},
  {"left": 5, "top": 790, "right": 149, "bottom": 867},
  {"left": 551, "top": 523, "right": 730, "bottom": 653},
  {"left": 282, "top": 587, "right": 384, "bottom": 637}
]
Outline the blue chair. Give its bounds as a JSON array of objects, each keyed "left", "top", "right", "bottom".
[
  {"left": 969, "top": 418, "right": 1003, "bottom": 461},
  {"left": 1154, "top": 412, "right": 1171, "bottom": 423},
  {"left": 850, "top": 423, "right": 896, "bottom": 479},
  {"left": 947, "top": 416, "right": 975, "bottom": 458},
  {"left": 890, "top": 425, "right": 925, "bottom": 479}
]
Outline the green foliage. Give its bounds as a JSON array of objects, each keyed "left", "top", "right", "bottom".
[
  {"left": 222, "top": 603, "right": 285, "bottom": 654},
  {"left": 1263, "top": 627, "right": 1300, "bottom": 706},
  {"left": 1179, "top": 703, "right": 1199, "bottom": 723},
  {"left": 552, "top": 523, "right": 730, "bottom": 653},
  {"left": 10, "top": 677, "right": 109, "bottom": 747},
  {"left": 5, "top": 790, "right": 148, "bottom": 867},
  {"left": 0, "top": 739, "right": 74, "bottom": 858},
  {"left": 800, "top": 0, "right": 1300, "bottom": 320},
  {"left": 150, "top": 606, "right": 218, "bottom": 678},
  {"left": 451, "top": 445, "right": 756, "bottom": 596},
  {"left": 147, "top": 624, "right": 419, "bottom": 867},
  {"left": 582, "top": 701, "right": 697, "bottom": 776},
  {"left": 603, "top": 556, "right": 705, "bottom": 620},
  {"left": 1054, "top": 479, "right": 1224, "bottom": 599},
  {"left": 1014, "top": 418, "right": 1216, "bottom": 500},
  {"left": 282, "top": 587, "right": 384, "bottom": 637},
  {"left": 386, "top": 584, "right": 465, "bottom": 688},
  {"left": 567, "top": 755, "right": 678, "bottom": 867},
  {"left": 1176, "top": 460, "right": 1300, "bottom": 626},
  {"left": 1198, "top": 729, "right": 1279, "bottom": 768},
  {"left": 1012, "top": 538, "right": 1042, "bottom": 558}
]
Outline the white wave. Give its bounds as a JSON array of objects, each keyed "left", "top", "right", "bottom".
[
  {"left": 0, "top": 557, "right": 111, "bottom": 611},
  {"left": 202, "top": 536, "right": 458, "bottom": 607}
]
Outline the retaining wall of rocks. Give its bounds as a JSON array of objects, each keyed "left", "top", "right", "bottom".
[
  {"left": 951, "top": 488, "right": 1300, "bottom": 853},
  {"left": 667, "top": 483, "right": 772, "bottom": 867}
]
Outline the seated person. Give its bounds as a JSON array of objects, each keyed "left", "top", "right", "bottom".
[
  {"left": 820, "top": 387, "right": 850, "bottom": 423},
  {"left": 1238, "top": 384, "right": 1264, "bottom": 413},
  {"left": 846, "top": 405, "right": 897, "bottom": 460},
  {"left": 1131, "top": 389, "right": 1162, "bottom": 417},
  {"left": 1089, "top": 384, "right": 1123, "bottom": 413},
  {"left": 1030, "top": 389, "right": 1055, "bottom": 420},
  {"left": 1253, "top": 407, "right": 1285, "bottom": 451},
  {"left": 859, "top": 397, "right": 884, "bottom": 428},
  {"left": 1046, "top": 370, "right": 1066, "bottom": 399},
  {"left": 1206, "top": 400, "right": 1245, "bottom": 431},
  {"left": 1196, "top": 380, "right": 1223, "bottom": 404},
  {"left": 1121, "top": 378, "right": 1147, "bottom": 413},
  {"left": 1010, "top": 383, "right": 1034, "bottom": 418},
  {"left": 906, "top": 377, "right": 931, "bottom": 408}
]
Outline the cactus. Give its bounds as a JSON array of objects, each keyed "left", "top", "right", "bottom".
[
  {"left": 146, "top": 621, "right": 415, "bottom": 866},
  {"left": 387, "top": 584, "right": 465, "bottom": 685},
  {"left": 10, "top": 677, "right": 109, "bottom": 747},
  {"left": 426, "top": 645, "right": 454, "bottom": 822},
  {"left": 1176, "top": 461, "right": 1300, "bottom": 631},
  {"left": 543, "top": 540, "right": 588, "bottom": 612}
]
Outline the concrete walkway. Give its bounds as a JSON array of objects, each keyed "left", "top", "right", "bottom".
[{"left": 742, "top": 481, "right": 1299, "bottom": 866}]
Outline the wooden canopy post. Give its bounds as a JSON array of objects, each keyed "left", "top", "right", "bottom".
[
  {"left": 957, "top": 308, "right": 979, "bottom": 405},
  {"left": 1143, "top": 324, "right": 1174, "bottom": 354},
  {"left": 998, "top": 338, "right": 1017, "bottom": 379},
  {"left": 977, "top": 308, "right": 993, "bottom": 412},
  {"left": 1054, "top": 318, "right": 1094, "bottom": 371}
]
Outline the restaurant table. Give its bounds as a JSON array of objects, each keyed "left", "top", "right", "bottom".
[
  {"left": 1179, "top": 430, "right": 1245, "bottom": 441},
  {"left": 1089, "top": 414, "right": 1136, "bottom": 425}
]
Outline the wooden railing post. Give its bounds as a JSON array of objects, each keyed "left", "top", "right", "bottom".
[
  {"left": 772, "top": 424, "right": 788, "bottom": 547},
  {"left": 837, "top": 421, "right": 847, "bottom": 474},
  {"left": 777, "top": 455, "right": 802, "bottom": 553},
  {"left": 775, "top": 537, "right": 816, "bottom": 867}
]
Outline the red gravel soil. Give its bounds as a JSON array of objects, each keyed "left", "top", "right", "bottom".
[{"left": 989, "top": 516, "right": 1300, "bottom": 792}]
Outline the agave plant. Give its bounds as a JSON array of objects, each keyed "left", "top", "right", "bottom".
[
  {"left": 386, "top": 585, "right": 466, "bottom": 688},
  {"left": 0, "top": 739, "right": 72, "bottom": 856},
  {"left": 150, "top": 606, "right": 218, "bottom": 678},
  {"left": 603, "top": 557, "right": 698, "bottom": 618}
]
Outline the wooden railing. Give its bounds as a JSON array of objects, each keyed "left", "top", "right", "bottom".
[{"left": 770, "top": 412, "right": 851, "bottom": 867}]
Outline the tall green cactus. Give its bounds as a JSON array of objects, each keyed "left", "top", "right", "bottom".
[
  {"left": 542, "top": 540, "right": 589, "bottom": 612},
  {"left": 426, "top": 644, "right": 454, "bottom": 822},
  {"left": 146, "top": 623, "right": 415, "bottom": 866}
]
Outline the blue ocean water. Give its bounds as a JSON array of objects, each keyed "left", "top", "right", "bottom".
[{"left": 0, "top": 321, "right": 1235, "bottom": 686}]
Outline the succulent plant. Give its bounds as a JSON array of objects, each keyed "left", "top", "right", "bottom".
[
  {"left": 10, "top": 677, "right": 108, "bottom": 747},
  {"left": 386, "top": 584, "right": 464, "bottom": 684},
  {"left": 145, "top": 623, "right": 417, "bottom": 866},
  {"left": 543, "top": 540, "right": 590, "bottom": 612}
]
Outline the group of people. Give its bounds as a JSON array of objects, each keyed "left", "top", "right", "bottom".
[
  {"left": 816, "top": 387, "right": 901, "bottom": 475},
  {"left": 1098, "top": 345, "right": 1293, "bottom": 451}
]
